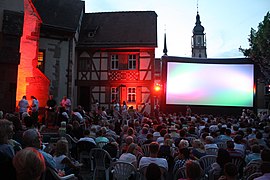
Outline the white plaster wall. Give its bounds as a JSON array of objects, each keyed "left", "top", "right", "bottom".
[{"left": 39, "top": 38, "right": 69, "bottom": 104}]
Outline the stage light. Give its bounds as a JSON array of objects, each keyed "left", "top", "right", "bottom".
[{"left": 154, "top": 83, "right": 161, "bottom": 92}]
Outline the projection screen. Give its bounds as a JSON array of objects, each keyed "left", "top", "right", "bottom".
[{"left": 166, "top": 62, "right": 254, "bottom": 107}]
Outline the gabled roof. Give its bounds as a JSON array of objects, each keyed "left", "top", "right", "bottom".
[
  {"left": 33, "top": 0, "right": 84, "bottom": 32},
  {"left": 78, "top": 11, "right": 157, "bottom": 47}
]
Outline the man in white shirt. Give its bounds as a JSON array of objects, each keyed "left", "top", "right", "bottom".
[
  {"left": 18, "top": 95, "right": 29, "bottom": 120},
  {"left": 139, "top": 142, "right": 168, "bottom": 170},
  {"left": 78, "top": 129, "right": 96, "bottom": 145}
]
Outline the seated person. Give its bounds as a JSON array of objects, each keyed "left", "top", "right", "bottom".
[
  {"left": 139, "top": 142, "right": 168, "bottom": 171},
  {"left": 13, "top": 147, "right": 46, "bottom": 180},
  {"left": 53, "top": 138, "right": 82, "bottom": 178},
  {"left": 118, "top": 143, "right": 138, "bottom": 168}
]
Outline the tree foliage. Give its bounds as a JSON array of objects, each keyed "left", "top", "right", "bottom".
[{"left": 240, "top": 12, "right": 270, "bottom": 82}]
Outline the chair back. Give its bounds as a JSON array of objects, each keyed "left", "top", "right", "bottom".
[
  {"left": 246, "top": 172, "right": 263, "bottom": 180},
  {"left": 199, "top": 155, "right": 217, "bottom": 175},
  {"left": 141, "top": 144, "right": 150, "bottom": 157},
  {"left": 77, "top": 141, "right": 96, "bottom": 164},
  {"left": 65, "top": 134, "right": 77, "bottom": 150},
  {"left": 174, "top": 166, "right": 186, "bottom": 180},
  {"left": 205, "top": 148, "right": 218, "bottom": 155},
  {"left": 216, "top": 142, "right": 227, "bottom": 149},
  {"left": 244, "top": 160, "right": 262, "bottom": 179},
  {"left": 90, "top": 148, "right": 112, "bottom": 180},
  {"left": 231, "top": 157, "right": 246, "bottom": 178},
  {"left": 112, "top": 161, "right": 137, "bottom": 180}
]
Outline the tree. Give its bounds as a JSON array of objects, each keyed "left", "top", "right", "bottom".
[{"left": 240, "top": 12, "right": 270, "bottom": 83}]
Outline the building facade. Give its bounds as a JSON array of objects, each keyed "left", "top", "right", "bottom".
[{"left": 76, "top": 11, "right": 157, "bottom": 113}]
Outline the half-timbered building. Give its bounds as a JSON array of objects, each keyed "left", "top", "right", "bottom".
[{"left": 76, "top": 11, "right": 157, "bottom": 114}]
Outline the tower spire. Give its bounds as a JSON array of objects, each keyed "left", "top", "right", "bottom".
[{"left": 163, "top": 26, "right": 168, "bottom": 55}]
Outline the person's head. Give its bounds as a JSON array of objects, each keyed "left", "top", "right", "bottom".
[
  {"left": 185, "top": 160, "right": 202, "bottom": 180},
  {"left": 0, "top": 119, "right": 14, "bottom": 144},
  {"left": 145, "top": 163, "right": 161, "bottom": 180},
  {"left": 13, "top": 147, "right": 46, "bottom": 180},
  {"left": 159, "top": 128, "right": 167, "bottom": 137},
  {"left": 223, "top": 162, "right": 238, "bottom": 179},
  {"left": 22, "top": 129, "right": 42, "bottom": 149},
  {"left": 63, "top": 96, "right": 67, "bottom": 100},
  {"left": 192, "top": 139, "right": 204, "bottom": 150},
  {"left": 216, "top": 149, "right": 231, "bottom": 168},
  {"left": 125, "top": 136, "right": 134, "bottom": 145},
  {"left": 22, "top": 95, "right": 27, "bottom": 99},
  {"left": 233, "top": 135, "right": 242, "bottom": 144},
  {"left": 261, "top": 148, "right": 270, "bottom": 162},
  {"left": 142, "top": 127, "right": 148, "bottom": 135},
  {"left": 205, "top": 136, "right": 214, "bottom": 144},
  {"left": 55, "top": 138, "right": 69, "bottom": 156},
  {"left": 146, "top": 133, "right": 153, "bottom": 140},
  {"left": 127, "top": 127, "right": 135, "bottom": 136},
  {"left": 179, "top": 147, "right": 190, "bottom": 159},
  {"left": 251, "top": 144, "right": 261, "bottom": 154},
  {"left": 127, "top": 143, "right": 138, "bottom": 154},
  {"left": 179, "top": 139, "right": 189, "bottom": 149},
  {"left": 149, "top": 142, "right": 160, "bottom": 155},
  {"left": 179, "top": 129, "right": 186, "bottom": 137},
  {"left": 226, "top": 140, "right": 235, "bottom": 149}
]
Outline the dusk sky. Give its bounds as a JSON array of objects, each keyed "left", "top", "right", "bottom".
[{"left": 84, "top": 0, "right": 270, "bottom": 58}]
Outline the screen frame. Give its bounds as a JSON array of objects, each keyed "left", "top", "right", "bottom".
[{"left": 160, "top": 56, "right": 256, "bottom": 110}]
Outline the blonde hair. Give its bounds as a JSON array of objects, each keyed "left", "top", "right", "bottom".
[
  {"left": 13, "top": 147, "right": 45, "bottom": 180},
  {"left": 55, "top": 138, "right": 69, "bottom": 156},
  {"left": 0, "top": 119, "right": 13, "bottom": 144}
]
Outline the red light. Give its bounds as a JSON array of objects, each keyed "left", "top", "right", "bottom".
[{"left": 154, "top": 84, "right": 161, "bottom": 92}]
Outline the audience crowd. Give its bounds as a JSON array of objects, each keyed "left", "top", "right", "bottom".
[{"left": 0, "top": 100, "right": 270, "bottom": 180}]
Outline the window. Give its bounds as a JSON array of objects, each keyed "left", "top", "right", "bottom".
[
  {"left": 111, "top": 55, "right": 119, "bottom": 70},
  {"left": 197, "top": 36, "right": 202, "bottom": 45},
  {"left": 111, "top": 87, "right": 118, "bottom": 102},
  {"left": 127, "top": 87, "right": 136, "bottom": 102},
  {"left": 38, "top": 50, "right": 45, "bottom": 72},
  {"left": 128, "top": 54, "right": 136, "bottom": 69}
]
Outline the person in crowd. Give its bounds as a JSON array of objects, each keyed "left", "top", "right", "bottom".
[
  {"left": 13, "top": 147, "right": 46, "bottom": 180},
  {"left": 53, "top": 138, "right": 82, "bottom": 178},
  {"left": 173, "top": 147, "right": 191, "bottom": 174},
  {"left": 218, "top": 162, "right": 238, "bottom": 180},
  {"left": 139, "top": 142, "right": 168, "bottom": 170},
  {"left": 18, "top": 95, "right": 29, "bottom": 120},
  {"left": 191, "top": 139, "right": 206, "bottom": 159},
  {"left": 253, "top": 148, "right": 270, "bottom": 180},
  {"left": 78, "top": 129, "right": 96, "bottom": 145},
  {"left": 22, "top": 128, "right": 56, "bottom": 169},
  {"left": 145, "top": 163, "right": 162, "bottom": 180},
  {"left": 143, "top": 133, "right": 154, "bottom": 145},
  {"left": 118, "top": 143, "right": 138, "bottom": 168},
  {"left": 95, "top": 128, "right": 109, "bottom": 144},
  {"left": 30, "top": 96, "right": 39, "bottom": 127},
  {"left": 182, "top": 160, "right": 203, "bottom": 180},
  {"left": 58, "top": 106, "right": 69, "bottom": 126},
  {"left": 45, "top": 95, "right": 57, "bottom": 127},
  {"left": 60, "top": 96, "right": 72, "bottom": 116},
  {"left": 210, "top": 148, "right": 232, "bottom": 178},
  {"left": 0, "top": 119, "right": 17, "bottom": 179},
  {"left": 204, "top": 136, "right": 218, "bottom": 149},
  {"left": 226, "top": 140, "right": 244, "bottom": 158},
  {"left": 245, "top": 144, "right": 261, "bottom": 164},
  {"left": 71, "top": 120, "right": 84, "bottom": 140}
]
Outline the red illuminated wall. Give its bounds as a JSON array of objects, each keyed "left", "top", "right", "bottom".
[{"left": 16, "top": 0, "right": 50, "bottom": 107}]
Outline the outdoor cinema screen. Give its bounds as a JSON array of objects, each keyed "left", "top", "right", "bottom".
[{"left": 166, "top": 62, "right": 254, "bottom": 107}]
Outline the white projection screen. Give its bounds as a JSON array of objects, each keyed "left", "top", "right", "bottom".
[{"left": 166, "top": 62, "right": 254, "bottom": 107}]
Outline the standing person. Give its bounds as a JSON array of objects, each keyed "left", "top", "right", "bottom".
[
  {"left": 46, "top": 95, "right": 57, "bottom": 127},
  {"left": 30, "top": 96, "right": 39, "bottom": 127},
  {"left": 60, "top": 96, "right": 71, "bottom": 116},
  {"left": 186, "top": 106, "right": 192, "bottom": 116},
  {"left": 18, "top": 95, "right": 29, "bottom": 120}
]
